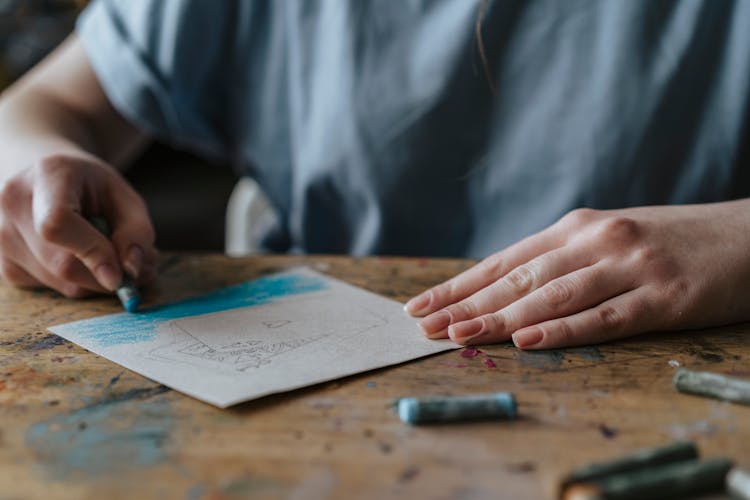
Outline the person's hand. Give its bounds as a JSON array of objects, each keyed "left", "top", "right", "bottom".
[
  {"left": 405, "top": 202, "right": 750, "bottom": 349},
  {"left": 0, "top": 153, "right": 157, "bottom": 298}
]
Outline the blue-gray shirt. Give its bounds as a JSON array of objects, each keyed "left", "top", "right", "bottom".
[{"left": 77, "top": 0, "right": 750, "bottom": 257}]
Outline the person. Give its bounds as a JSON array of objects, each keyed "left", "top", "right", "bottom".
[{"left": 1, "top": 0, "right": 749, "bottom": 350}]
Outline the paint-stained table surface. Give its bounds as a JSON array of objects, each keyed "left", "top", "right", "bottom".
[{"left": 1, "top": 254, "right": 748, "bottom": 499}]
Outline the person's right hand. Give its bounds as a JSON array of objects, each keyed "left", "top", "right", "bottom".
[{"left": 0, "top": 153, "right": 158, "bottom": 298}]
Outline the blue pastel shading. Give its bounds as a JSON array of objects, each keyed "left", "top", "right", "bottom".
[{"left": 53, "top": 272, "right": 328, "bottom": 348}]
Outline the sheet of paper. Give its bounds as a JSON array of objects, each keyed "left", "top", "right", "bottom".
[{"left": 48, "top": 268, "right": 456, "bottom": 407}]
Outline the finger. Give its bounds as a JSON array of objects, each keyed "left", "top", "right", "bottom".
[
  {"left": 4, "top": 221, "right": 105, "bottom": 294},
  {"left": 418, "top": 245, "right": 596, "bottom": 338},
  {"left": 405, "top": 229, "right": 562, "bottom": 317},
  {"left": 0, "top": 258, "right": 42, "bottom": 288},
  {"left": 31, "top": 179, "right": 122, "bottom": 290},
  {"left": 8, "top": 251, "right": 96, "bottom": 298},
  {"left": 107, "top": 186, "right": 157, "bottom": 279},
  {"left": 448, "top": 261, "right": 633, "bottom": 344},
  {"left": 510, "top": 289, "right": 655, "bottom": 350},
  {"left": 448, "top": 260, "right": 634, "bottom": 344}
]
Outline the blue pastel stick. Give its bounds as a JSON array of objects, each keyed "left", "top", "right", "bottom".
[
  {"left": 88, "top": 216, "right": 141, "bottom": 313},
  {"left": 397, "top": 392, "right": 517, "bottom": 425},
  {"left": 115, "top": 275, "right": 141, "bottom": 313}
]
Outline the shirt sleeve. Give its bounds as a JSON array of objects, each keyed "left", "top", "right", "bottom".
[{"left": 76, "top": 0, "right": 238, "bottom": 159}]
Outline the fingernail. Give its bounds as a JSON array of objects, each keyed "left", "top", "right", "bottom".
[
  {"left": 418, "top": 310, "right": 451, "bottom": 336},
  {"left": 512, "top": 328, "right": 544, "bottom": 349},
  {"left": 449, "top": 318, "right": 485, "bottom": 341},
  {"left": 405, "top": 292, "right": 431, "bottom": 316},
  {"left": 123, "top": 245, "right": 144, "bottom": 278},
  {"left": 95, "top": 263, "right": 121, "bottom": 291}
]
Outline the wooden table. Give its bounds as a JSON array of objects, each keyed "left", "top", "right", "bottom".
[{"left": 1, "top": 254, "right": 748, "bottom": 499}]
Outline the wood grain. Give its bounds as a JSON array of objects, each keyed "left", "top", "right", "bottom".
[{"left": 1, "top": 254, "right": 748, "bottom": 499}]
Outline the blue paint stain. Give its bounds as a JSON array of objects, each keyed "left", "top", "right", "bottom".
[
  {"left": 25, "top": 394, "right": 172, "bottom": 479},
  {"left": 28, "top": 333, "right": 67, "bottom": 350},
  {"left": 186, "top": 484, "right": 206, "bottom": 500},
  {"left": 107, "top": 371, "right": 123, "bottom": 388},
  {"left": 566, "top": 346, "right": 605, "bottom": 362},
  {"left": 185, "top": 483, "right": 206, "bottom": 500},
  {"left": 518, "top": 349, "right": 566, "bottom": 370},
  {"left": 53, "top": 272, "right": 327, "bottom": 347}
]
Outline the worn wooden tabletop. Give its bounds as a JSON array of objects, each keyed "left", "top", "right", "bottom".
[{"left": 1, "top": 254, "right": 748, "bottom": 499}]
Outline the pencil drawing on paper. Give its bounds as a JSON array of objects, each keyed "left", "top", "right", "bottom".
[
  {"left": 145, "top": 296, "right": 389, "bottom": 373},
  {"left": 170, "top": 336, "right": 314, "bottom": 372}
]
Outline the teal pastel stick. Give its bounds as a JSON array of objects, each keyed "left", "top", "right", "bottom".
[
  {"left": 88, "top": 216, "right": 141, "bottom": 313},
  {"left": 397, "top": 392, "right": 516, "bottom": 425},
  {"left": 116, "top": 274, "right": 141, "bottom": 313}
]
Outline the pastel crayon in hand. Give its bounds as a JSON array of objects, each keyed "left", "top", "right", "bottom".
[{"left": 88, "top": 216, "right": 141, "bottom": 313}]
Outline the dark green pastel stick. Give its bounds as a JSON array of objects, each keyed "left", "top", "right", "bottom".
[
  {"left": 674, "top": 368, "right": 750, "bottom": 406},
  {"left": 561, "top": 441, "right": 698, "bottom": 488},
  {"left": 563, "top": 458, "right": 733, "bottom": 500}
]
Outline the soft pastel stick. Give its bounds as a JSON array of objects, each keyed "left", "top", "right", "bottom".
[
  {"left": 88, "top": 216, "right": 141, "bottom": 313},
  {"left": 562, "top": 458, "right": 733, "bottom": 500},
  {"left": 397, "top": 392, "right": 516, "bottom": 425},
  {"left": 674, "top": 368, "right": 750, "bottom": 406}
]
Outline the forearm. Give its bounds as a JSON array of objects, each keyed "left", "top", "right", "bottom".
[
  {"left": 0, "top": 86, "right": 102, "bottom": 181},
  {"left": 0, "top": 35, "right": 146, "bottom": 184}
]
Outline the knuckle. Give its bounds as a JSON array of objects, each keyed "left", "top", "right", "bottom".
[
  {"left": 630, "top": 244, "right": 660, "bottom": 265},
  {"left": 78, "top": 240, "right": 107, "bottom": 264},
  {"left": 631, "top": 246, "right": 679, "bottom": 281},
  {"left": 663, "top": 278, "right": 690, "bottom": 304},
  {"left": 1, "top": 259, "right": 24, "bottom": 285},
  {"left": 561, "top": 208, "right": 598, "bottom": 228},
  {"left": 504, "top": 264, "right": 537, "bottom": 295},
  {"left": 483, "top": 313, "right": 504, "bottom": 334},
  {"left": 480, "top": 253, "right": 505, "bottom": 277},
  {"left": 37, "top": 153, "right": 74, "bottom": 174},
  {"left": 549, "top": 320, "right": 575, "bottom": 345},
  {"left": 49, "top": 254, "right": 80, "bottom": 281},
  {"left": 595, "top": 216, "right": 641, "bottom": 246},
  {"left": 446, "top": 301, "right": 478, "bottom": 322},
  {"left": 597, "top": 305, "right": 626, "bottom": 332},
  {"left": 539, "top": 278, "right": 575, "bottom": 307},
  {"left": 35, "top": 208, "right": 68, "bottom": 242},
  {"left": 429, "top": 282, "right": 453, "bottom": 305}
]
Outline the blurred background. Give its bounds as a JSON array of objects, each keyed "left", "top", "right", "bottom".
[{"left": 0, "top": 0, "right": 238, "bottom": 251}]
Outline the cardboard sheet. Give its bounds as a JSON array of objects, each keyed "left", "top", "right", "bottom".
[{"left": 48, "top": 268, "right": 456, "bottom": 407}]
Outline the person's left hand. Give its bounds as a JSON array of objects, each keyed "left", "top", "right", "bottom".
[{"left": 405, "top": 201, "right": 750, "bottom": 350}]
